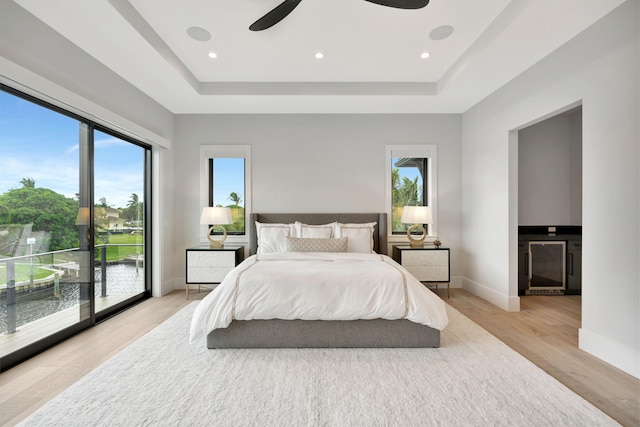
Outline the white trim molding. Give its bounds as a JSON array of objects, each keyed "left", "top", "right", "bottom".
[
  {"left": 461, "top": 277, "right": 521, "bottom": 312},
  {"left": 579, "top": 328, "right": 640, "bottom": 379}
]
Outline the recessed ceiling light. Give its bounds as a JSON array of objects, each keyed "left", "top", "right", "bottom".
[
  {"left": 315, "top": 52, "right": 324, "bottom": 59},
  {"left": 187, "top": 26, "right": 211, "bottom": 42},
  {"left": 429, "top": 25, "right": 454, "bottom": 41},
  {"left": 208, "top": 51, "right": 218, "bottom": 59},
  {"left": 420, "top": 52, "right": 431, "bottom": 59}
]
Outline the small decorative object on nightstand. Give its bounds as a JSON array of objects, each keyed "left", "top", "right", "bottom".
[
  {"left": 401, "top": 206, "right": 432, "bottom": 247},
  {"left": 200, "top": 206, "right": 233, "bottom": 248},
  {"left": 433, "top": 240, "right": 442, "bottom": 248},
  {"left": 185, "top": 245, "right": 244, "bottom": 299},
  {"left": 392, "top": 245, "right": 450, "bottom": 298}
]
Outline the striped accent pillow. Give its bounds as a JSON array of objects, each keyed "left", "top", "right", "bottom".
[{"left": 285, "top": 236, "right": 348, "bottom": 253}]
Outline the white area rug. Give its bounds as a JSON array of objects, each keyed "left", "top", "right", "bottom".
[{"left": 19, "top": 303, "right": 618, "bottom": 426}]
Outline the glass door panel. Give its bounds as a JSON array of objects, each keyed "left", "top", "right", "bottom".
[
  {"left": 93, "top": 130, "right": 146, "bottom": 315},
  {"left": 0, "top": 91, "right": 91, "bottom": 365}
]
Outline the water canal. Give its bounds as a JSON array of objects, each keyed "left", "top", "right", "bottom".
[{"left": 0, "top": 264, "right": 144, "bottom": 332}]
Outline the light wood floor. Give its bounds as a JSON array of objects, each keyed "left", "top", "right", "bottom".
[
  {"left": 445, "top": 290, "right": 639, "bottom": 427},
  {"left": 1, "top": 288, "right": 638, "bottom": 426}
]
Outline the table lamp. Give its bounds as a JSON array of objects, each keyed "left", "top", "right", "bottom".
[
  {"left": 200, "top": 207, "right": 233, "bottom": 248},
  {"left": 401, "top": 206, "right": 432, "bottom": 247}
]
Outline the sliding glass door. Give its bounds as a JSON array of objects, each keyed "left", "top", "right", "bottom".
[
  {"left": 93, "top": 130, "right": 148, "bottom": 316},
  {"left": 0, "top": 86, "right": 150, "bottom": 371}
]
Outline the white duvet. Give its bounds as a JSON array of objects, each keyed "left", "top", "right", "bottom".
[{"left": 189, "top": 252, "right": 449, "bottom": 344}]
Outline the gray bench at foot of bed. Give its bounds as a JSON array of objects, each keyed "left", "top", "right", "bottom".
[{"left": 207, "top": 319, "right": 440, "bottom": 348}]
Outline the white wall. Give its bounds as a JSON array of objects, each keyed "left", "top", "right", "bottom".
[
  {"left": 569, "top": 112, "right": 583, "bottom": 226},
  {"left": 170, "top": 114, "right": 463, "bottom": 289},
  {"left": 462, "top": 1, "right": 639, "bottom": 377},
  {"left": 518, "top": 111, "right": 582, "bottom": 226}
]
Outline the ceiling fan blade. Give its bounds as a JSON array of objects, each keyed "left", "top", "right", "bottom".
[
  {"left": 363, "top": 0, "right": 429, "bottom": 9},
  {"left": 249, "top": 0, "right": 303, "bottom": 31}
]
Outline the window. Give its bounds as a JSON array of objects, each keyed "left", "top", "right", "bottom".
[
  {"left": 209, "top": 158, "right": 245, "bottom": 234},
  {"left": 200, "top": 145, "right": 251, "bottom": 241},
  {"left": 385, "top": 145, "right": 438, "bottom": 238}
]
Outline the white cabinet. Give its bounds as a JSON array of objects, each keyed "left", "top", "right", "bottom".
[
  {"left": 185, "top": 246, "right": 244, "bottom": 298},
  {"left": 392, "top": 246, "right": 450, "bottom": 297}
]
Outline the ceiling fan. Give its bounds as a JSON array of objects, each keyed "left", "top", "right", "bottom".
[{"left": 249, "top": 0, "right": 430, "bottom": 31}]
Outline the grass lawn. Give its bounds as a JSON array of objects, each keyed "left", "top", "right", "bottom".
[
  {"left": 97, "top": 233, "right": 144, "bottom": 262},
  {"left": 0, "top": 264, "right": 53, "bottom": 285}
]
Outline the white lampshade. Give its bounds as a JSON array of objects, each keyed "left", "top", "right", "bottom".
[
  {"left": 401, "top": 206, "right": 432, "bottom": 225},
  {"left": 200, "top": 207, "right": 233, "bottom": 225}
]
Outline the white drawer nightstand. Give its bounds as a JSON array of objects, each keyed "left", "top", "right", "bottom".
[
  {"left": 392, "top": 245, "right": 451, "bottom": 298},
  {"left": 185, "top": 245, "right": 244, "bottom": 299}
]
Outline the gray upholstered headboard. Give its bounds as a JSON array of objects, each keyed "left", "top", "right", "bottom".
[{"left": 249, "top": 213, "right": 388, "bottom": 256}]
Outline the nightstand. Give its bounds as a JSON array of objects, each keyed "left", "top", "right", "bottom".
[
  {"left": 392, "top": 245, "right": 451, "bottom": 298},
  {"left": 185, "top": 245, "right": 244, "bottom": 299}
]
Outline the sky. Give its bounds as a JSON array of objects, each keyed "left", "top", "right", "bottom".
[
  {"left": 1, "top": 90, "right": 144, "bottom": 209},
  {"left": 211, "top": 158, "right": 244, "bottom": 208}
]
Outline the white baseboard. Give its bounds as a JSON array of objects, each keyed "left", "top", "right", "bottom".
[
  {"left": 579, "top": 328, "right": 640, "bottom": 379},
  {"left": 461, "top": 277, "right": 520, "bottom": 312},
  {"left": 450, "top": 276, "right": 463, "bottom": 288},
  {"left": 156, "top": 277, "right": 181, "bottom": 296}
]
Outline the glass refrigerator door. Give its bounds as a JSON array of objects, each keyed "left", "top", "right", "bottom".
[{"left": 528, "top": 241, "right": 566, "bottom": 290}]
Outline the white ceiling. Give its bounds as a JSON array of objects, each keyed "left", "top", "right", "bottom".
[{"left": 14, "top": 0, "right": 625, "bottom": 114}]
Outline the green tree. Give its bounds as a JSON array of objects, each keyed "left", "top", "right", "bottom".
[
  {"left": 400, "top": 176, "right": 420, "bottom": 206},
  {"left": 228, "top": 192, "right": 242, "bottom": 208},
  {"left": 0, "top": 187, "right": 79, "bottom": 250},
  {"left": 391, "top": 168, "right": 424, "bottom": 232},
  {"left": 392, "top": 169, "right": 420, "bottom": 207},
  {"left": 20, "top": 177, "right": 35, "bottom": 188},
  {"left": 122, "top": 193, "right": 143, "bottom": 223},
  {"left": 128, "top": 193, "right": 139, "bottom": 207},
  {"left": 0, "top": 202, "right": 10, "bottom": 223},
  {"left": 391, "top": 169, "right": 401, "bottom": 206}
]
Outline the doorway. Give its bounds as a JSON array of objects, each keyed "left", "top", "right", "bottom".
[
  {"left": 511, "top": 103, "right": 582, "bottom": 308},
  {"left": 517, "top": 105, "right": 582, "bottom": 296}
]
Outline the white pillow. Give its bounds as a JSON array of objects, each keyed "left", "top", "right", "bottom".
[
  {"left": 294, "top": 221, "right": 335, "bottom": 238},
  {"left": 334, "top": 222, "right": 376, "bottom": 253},
  {"left": 255, "top": 222, "right": 293, "bottom": 254}
]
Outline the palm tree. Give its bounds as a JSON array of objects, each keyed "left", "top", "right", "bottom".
[
  {"left": 391, "top": 169, "right": 401, "bottom": 206},
  {"left": 127, "top": 193, "right": 139, "bottom": 208},
  {"left": 228, "top": 192, "right": 242, "bottom": 208},
  {"left": 127, "top": 193, "right": 141, "bottom": 225},
  {"left": 20, "top": 177, "right": 35, "bottom": 188},
  {"left": 400, "top": 176, "right": 420, "bottom": 206}
]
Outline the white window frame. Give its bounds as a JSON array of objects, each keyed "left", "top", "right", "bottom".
[
  {"left": 199, "top": 145, "right": 251, "bottom": 245},
  {"left": 385, "top": 144, "right": 438, "bottom": 244}
]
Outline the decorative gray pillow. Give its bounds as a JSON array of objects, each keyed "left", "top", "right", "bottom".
[{"left": 285, "top": 236, "right": 348, "bottom": 253}]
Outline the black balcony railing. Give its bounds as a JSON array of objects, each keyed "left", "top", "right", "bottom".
[{"left": 1, "top": 244, "right": 143, "bottom": 334}]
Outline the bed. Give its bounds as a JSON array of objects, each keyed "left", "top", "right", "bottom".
[{"left": 189, "top": 213, "right": 448, "bottom": 348}]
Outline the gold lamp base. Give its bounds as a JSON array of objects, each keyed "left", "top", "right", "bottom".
[
  {"left": 207, "top": 225, "right": 227, "bottom": 248},
  {"left": 407, "top": 223, "right": 426, "bottom": 247}
]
